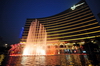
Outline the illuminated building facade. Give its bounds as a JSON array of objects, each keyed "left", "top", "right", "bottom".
[{"left": 20, "top": 0, "right": 100, "bottom": 45}]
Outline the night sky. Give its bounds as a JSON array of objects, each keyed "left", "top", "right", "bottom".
[{"left": 0, "top": 0, "right": 100, "bottom": 45}]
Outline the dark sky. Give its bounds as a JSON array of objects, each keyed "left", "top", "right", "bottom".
[{"left": 0, "top": 0, "right": 100, "bottom": 45}]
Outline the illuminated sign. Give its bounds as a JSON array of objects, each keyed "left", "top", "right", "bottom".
[{"left": 71, "top": 2, "right": 85, "bottom": 10}]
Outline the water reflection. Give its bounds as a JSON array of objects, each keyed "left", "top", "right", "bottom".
[
  {"left": 5, "top": 54, "right": 99, "bottom": 66},
  {"left": 21, "top": 55, "right": 46, "bottom": 66},
  {"left": 65, "top": 55, "right": 90, "bottom": 66}
]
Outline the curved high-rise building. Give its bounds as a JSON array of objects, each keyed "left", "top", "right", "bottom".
[{"left": 20, "top": 0, "right": 100, "bottom": 44}]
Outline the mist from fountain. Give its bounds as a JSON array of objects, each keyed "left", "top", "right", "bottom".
[{"left": 23, "top": 19, "right": 47, "bottom": 55}]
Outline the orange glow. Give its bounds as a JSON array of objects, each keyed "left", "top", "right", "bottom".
[
  {"left": 23, "top": 19, "right": 47, "bottom": 55},
  {"left": 23, "top": 44, "right": 46, "bottom": 55},
  {"left": 46, "top": 45, "right": 56, "bottom": 55}
]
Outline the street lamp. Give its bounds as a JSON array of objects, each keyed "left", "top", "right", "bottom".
[{"left": 5, "top": 44, "right": 8, "bottom": 48}]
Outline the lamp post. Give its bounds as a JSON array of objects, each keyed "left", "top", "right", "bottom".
[{"left": 5, "top": 44, "right": 8, "bottom": 48}]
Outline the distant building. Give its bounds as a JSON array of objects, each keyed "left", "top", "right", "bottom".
[{"left": 20, "top": 0, "right": 100, "bottom": 46}]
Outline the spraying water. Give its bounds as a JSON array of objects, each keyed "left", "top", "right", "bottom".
[{"left": 23, "top": 19, "right": 47, "bottom": 55}]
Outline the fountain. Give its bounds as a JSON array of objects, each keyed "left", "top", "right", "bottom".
[
  {"left": 23, "top": 19, "right": 47, "bottom": 55},
  {"left": 6, "top": 19, "right": 94, "bottom": 66}
]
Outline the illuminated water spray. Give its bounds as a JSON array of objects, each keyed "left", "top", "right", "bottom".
[{"left": 23, "top": 19, "right": 47, "bottom": 55}]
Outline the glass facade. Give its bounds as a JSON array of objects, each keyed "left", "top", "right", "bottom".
[{"left": 20, "top": 0, "right": 100, "bottom": 44}]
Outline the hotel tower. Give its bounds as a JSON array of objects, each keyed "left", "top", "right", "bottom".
[{"left": 20, "top": 0, "right": 100, "bottom": 46}]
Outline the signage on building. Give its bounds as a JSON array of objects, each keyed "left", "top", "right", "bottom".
[{"left": 71, "top": 2, "right": 85, "bottom": 10}]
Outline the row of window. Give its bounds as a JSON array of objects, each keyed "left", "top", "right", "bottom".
[
  {"left": 39, "top": 8, "right": 90, "bottom": 23},
  {"left": 47, "top": 22, "right": 98, "bottom": 33},
  {"left": 25, "top": 15, "right": 95, "bottom": 27},
  {"left": 47, "top": 26, "right": 100, "bottom": 36},
  {"left": 46, "top": 18, "right": 97, "bottom": 30},
  {"left": 22, "top": 23, "right": 100, "bottom": 36}
]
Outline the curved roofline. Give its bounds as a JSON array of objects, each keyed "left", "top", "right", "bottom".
[{"left": 27, "top": 0, "right": 86, "bottom": 20}]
